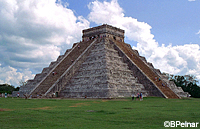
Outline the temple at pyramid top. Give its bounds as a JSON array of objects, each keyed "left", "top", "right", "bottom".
[{"left": 82, "top": 24, "right": 124, "bottom": 42}]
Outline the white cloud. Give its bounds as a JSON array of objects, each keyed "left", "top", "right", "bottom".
[
  {"left": 188, "top": 0, "right": 196, "bottom": 1},
  {"left": 196, "top": 30, "right": 200, "bottom": 37},
  {"left": 0, "top": 0, "right": 90, "bottom": 86},
  {"left": 148, "top": 44, "right": 200, "bottom": 76},
  {"left": 0, "top": 66, "right": 35, "bottom": 86},
  {"left": 88, "top": 0, "right": 200, "bottom": 82}
]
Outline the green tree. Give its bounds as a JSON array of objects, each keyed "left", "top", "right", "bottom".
[
  {"left": 0, "top": 84, "right": 18, "bottom": 94},
  {"left": 169, "top": 75, "right": 200, "bottom": 98}
]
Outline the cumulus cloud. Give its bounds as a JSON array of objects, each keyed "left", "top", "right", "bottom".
[
  {"left": 88, "top": 0, "right": 200, "bottom": 81},
  {"left": 148, "top": 44, "right": 200, "bottom": 77},
  {"left": 0, "top": 66, "right": 35, "bottom": 86},
  {"left": 0, "top": 0, "right": 89, "bottom": 86}
]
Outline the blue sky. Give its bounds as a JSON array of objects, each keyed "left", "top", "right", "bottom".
[
  {"left": 0, "top": 0, "right": 200, "bottom": 86},
  {"left": 122, "top": 0, "right": 200, "bottom": 45},
  {"left": 66, "top": 0, "right": 200, "bottom": 46}
]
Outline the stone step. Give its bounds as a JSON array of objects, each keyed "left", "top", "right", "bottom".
[
  {"left": 33, "top": 73, "right": 48, "bottom": 82},
  {"left": 84, "top": 55, "right": 124, "bottom": 65},
  {"left": 56, "top": 55, "right": 64, "bottom": 62},
  {"left": 64, "top": 49, "right": 71, "bottom": 55},
  {"left": 70, "top": 74, "right": 137, "bottom": 85},
  {"left": 90, "top": 48, "right": 118, "bottom": 55},
  {"left": 69, "top": 77, "right": 108, "bottom": 85},
  {"left": 42, "top": 67, "right": 51, "bottom": 74},
  {"left": 63, "top": 84, "right": 109, "bottom": 91},
  {"left": 82, "top": 60, "right": 127, "bottom": 68},
  {"left": 74, "top": 69, "right": 134, "bottom": 79},
  {"left": 107, "top": 79, "right": 137, "bottom": 85},
  {"left": 49, "top": 61, "right": 57, "bottom": 68}
]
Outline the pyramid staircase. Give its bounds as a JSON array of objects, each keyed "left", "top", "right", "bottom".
[
  {"left": 29, "top": 39, "right": 97, "bottom": 97},
  {"left": 14, "top": 49, "right": 71, "bottom": 97},
  {"left": 111, "top": 39, "right": 180, "bottom": 99}
]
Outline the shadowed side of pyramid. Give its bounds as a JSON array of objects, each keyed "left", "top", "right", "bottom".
[{"left": 111, "top": 39, "right": 179, "bottom": 98}]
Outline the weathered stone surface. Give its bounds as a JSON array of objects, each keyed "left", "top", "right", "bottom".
[
  {"left": 60, "top": 38, "right": 147, "bottom": 98},
  {"left": 13, "top": 24, "right": 188, "bottom": 98}
]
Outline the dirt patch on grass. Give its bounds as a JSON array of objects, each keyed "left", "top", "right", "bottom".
[
  {"left": 29, "top": 106, "right": 52, "bottom": 110},
  {"left": 92, "top": 101, "right": 100, "bottom": 104},
  {"left": 102, "top": 100, "right": 108, "bottom": 102},
  {"left": 0, "top": 108, "right": 13, "bottom": 111},
  {"left": 69, "top": 103, "right": 90, "bottom": 107}
]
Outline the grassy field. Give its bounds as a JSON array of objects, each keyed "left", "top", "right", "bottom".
[{"left": 0, "top": 97, "right": 199, "bottom": 129}]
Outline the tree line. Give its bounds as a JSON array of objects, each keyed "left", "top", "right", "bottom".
[
  {"left": 168, "top": 74, "right": 200, "bottom": 98},
  {"left": 0, "top": 84, "right": 19, "bottom": 94}
]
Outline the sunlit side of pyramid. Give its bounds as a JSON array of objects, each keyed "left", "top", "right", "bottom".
[{"left": 13, "top": 24, "right": 188, "bottom": 98}]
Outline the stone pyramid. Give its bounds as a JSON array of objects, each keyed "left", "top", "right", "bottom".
[{"left": 13, "top": 24, "right": 188, "bottom": 99}]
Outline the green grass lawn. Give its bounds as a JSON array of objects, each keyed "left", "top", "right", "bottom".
[{"left": 0, "top": 97, "right": 199, "bottom": 129}]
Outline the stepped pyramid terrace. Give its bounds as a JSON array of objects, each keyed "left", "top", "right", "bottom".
[{"left": 13, "top": 24, "right": 188, "bottom": 99}]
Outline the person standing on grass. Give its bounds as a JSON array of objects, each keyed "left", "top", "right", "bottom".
[
  {"left": 131, "top": 94, "right": 134, "bottom": 100},
  {"left": 17, "top": 92, "right": 19, "bottom": 98},
  {"left": 140, "top": 93, "right": 143, "bottom": 101},
  {"left": 5, "top": 92, "right": 7, "bottom": 98},
  {"left": 137, "top": 93, "right": 140, "bottom": 100}
]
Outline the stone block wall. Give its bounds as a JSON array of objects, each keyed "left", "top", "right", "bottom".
[{"left": 60, "top": 38, "right": 147, "bottom": 98}]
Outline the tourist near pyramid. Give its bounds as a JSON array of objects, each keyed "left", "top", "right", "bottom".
[{"left": 13, "top": 24, "right": 188, "bottom": 99}]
